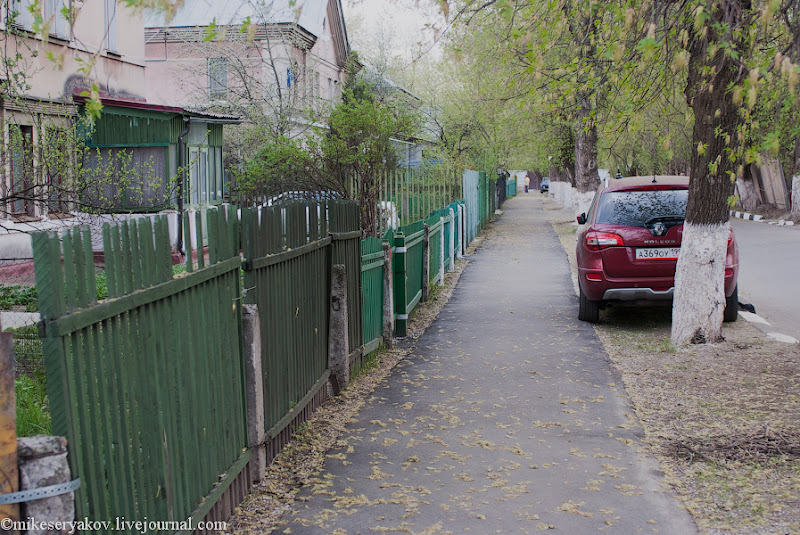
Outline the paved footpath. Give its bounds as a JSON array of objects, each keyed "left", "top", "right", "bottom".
[{"left": 281, "top": 194, "right": 697, "bottom": 534}]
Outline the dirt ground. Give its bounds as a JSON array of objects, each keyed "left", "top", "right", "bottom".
[{"left": 546, "top": 198, "right": 800, "bottom": 535}]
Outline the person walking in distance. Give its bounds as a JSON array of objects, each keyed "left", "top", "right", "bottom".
[{"left": 524, "top": 175, "right": 530, "bottom": 193}]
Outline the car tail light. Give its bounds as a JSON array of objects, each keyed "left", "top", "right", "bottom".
[
  {"left": 728, "top": 229, "right": 733, "bottom": 247},
  {"left": 586, "top": 273, "right": 602, "bottom": 281},
  {"left": 725, "top": 268, "right": 734, "bottom": 277},
  {"left": 585, "top": 232, "right": 624, "bottom": 250}
]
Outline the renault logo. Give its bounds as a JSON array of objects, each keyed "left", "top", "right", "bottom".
[{"left": 652, "top": 222, "right": 667, "bottom": 236}]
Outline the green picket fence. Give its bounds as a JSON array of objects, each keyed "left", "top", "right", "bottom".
[
  {"left": 448, "top": 202, "right": 462, "bottom": 258},
  {"left": 360, "top": 237, "right": 385, "bottom": 357},
  {"left": 241, "top": 200, "right": 362, "bottom": 455},
  {"left": 329, "top": 202, "right": 364, "bottom": 363},
  {"left": 426, "top": 212, "right": 442, "bottom": 284},
  {"left": 32, "top": 209, "right": 249, "bottom": 533},
  {"left": 507, "top": 178, "right": 517, "bottom": 198},
  {"left": 376, "top": 167, "right": 462, "bottom": 228},
  {"left": 28, "top": 169, "right": 491, "bottom": 532},
  {"left": 478, "top": 171, "right": 489, "bottom": 231},
  {"left": 396, "top": 220, "right": 425, "bottom": 323}
]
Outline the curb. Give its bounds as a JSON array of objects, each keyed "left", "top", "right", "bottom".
[
  {"left": 729, "top": 211, "right": 796, "bottom": 226},
  {"left": 729, "top": 210, "right": 764, "bottom": 221}
]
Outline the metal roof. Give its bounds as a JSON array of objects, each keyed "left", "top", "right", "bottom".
[
  {"left": 72, "top": 93, "right": 241, "bottom": 123},
  {"left": 144, "top": 0, "right": 327, "bottom": 37}
]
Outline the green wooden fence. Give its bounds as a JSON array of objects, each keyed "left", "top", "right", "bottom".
[
  {"left": 32, "top": 209, "right": 249, "bottom": 533},
  {"left": 28, "top": 168, "right": 493, "bottom": 532},
  {"left": 396, "top": 220, "right": 424, "bottom": 329},
  {"left": 329, "top": 202, "right": 364, "bottom": 365},
  {"left": 448, "top": 202, "right": 462, "bottom": 258},
  {"left": 376, "top": 167, "right": 462, "bottom": 229},
  {"left": 507, "top": 178, "right": 517, "bottom": 198},
  {"left": 426, "top": 212, "right": 442, "bottom": 285},
  {"left": 241, "top": 200, "right": 362, "bottom": 457},
  {"left": 360, "top": 237, "right": 385, "bottom": 357}
]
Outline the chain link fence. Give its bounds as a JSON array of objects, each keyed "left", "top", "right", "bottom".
[{"left": 1, "top": 257, "right": 43, "bottom": 378}]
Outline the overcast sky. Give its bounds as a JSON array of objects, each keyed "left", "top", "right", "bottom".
[{"left": 342, "top": 0, "right": 445, "bottom": 64}]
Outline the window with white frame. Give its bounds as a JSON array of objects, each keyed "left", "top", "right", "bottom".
[
  {"left": 7, "top": 0, "right": 34, "bottom": 30},
  {"left": 188, "top": 145, "right": 225, "bottom": 205},
  {"left": 7, "top": 0, "right": 68, "bottom": 39},
  {"left": 44, "top": 0, "right": 68, "bottom": 39}
]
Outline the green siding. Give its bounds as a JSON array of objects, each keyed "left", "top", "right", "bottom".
[
  {"left": 83, "top": 107, "right": 183, "bottom": 148},
  {"left": 208, "top": 124, "right": 224, "bottom": 147}
]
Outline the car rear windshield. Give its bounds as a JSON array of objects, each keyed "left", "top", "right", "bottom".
[{"left": 595, "top": 189, "right": 688, "bottom": 227}]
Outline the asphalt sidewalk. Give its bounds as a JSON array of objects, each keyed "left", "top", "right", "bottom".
[{"left": 280, "top": 193, "right": 697, "bottom": 534}]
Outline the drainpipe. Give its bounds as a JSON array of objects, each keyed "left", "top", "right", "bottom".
[{"left": 176, "top": 117, "right": 191, "bottom": 253}]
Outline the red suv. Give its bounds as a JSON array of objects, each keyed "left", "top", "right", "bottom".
[{"left": 575, "top": 176, "right": 739, "bottom": 323}]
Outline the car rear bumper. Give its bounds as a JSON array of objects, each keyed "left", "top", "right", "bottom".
[
  {"left": 602, "top": 287, "right": 673, "bottom": 300},
  {"left": 579, "top": 270, "right": 738, "bottom": 302}
]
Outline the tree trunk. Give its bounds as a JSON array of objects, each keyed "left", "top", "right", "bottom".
[
  {"left": 574, "top": 105, "right": 600, "bottom": 192},
  {"left": 671, "top": 0, "right": 748, "bottom": 346}
]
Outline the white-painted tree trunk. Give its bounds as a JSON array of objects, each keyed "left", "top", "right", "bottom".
[{"left": 671, "top": 222, "right": 730, "bottom": 345}]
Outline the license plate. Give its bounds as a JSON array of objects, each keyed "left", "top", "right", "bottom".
[{"left": 636, "top": 247, "right": 680, "bottom": 260}]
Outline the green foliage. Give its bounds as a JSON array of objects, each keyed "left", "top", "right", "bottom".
[
  {"left": 16, "top": 373, "right": 52, "bottom": 437},
  {"left": 232, "top": 72, "right": 415, "bottom": 235},
  {"left": 232, "top": 136, "right": 314, "bottom": 202},
  {"left": 0, "top": 286, "right": 39, "bottom": 312},
  {"left": 318, "top": 78, "right": 417, "bottom": 234}
]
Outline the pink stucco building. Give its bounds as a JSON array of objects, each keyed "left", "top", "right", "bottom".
[
  {"left": 1, "top": 0, "right": 147, "bottom": 219},
  {"left": 143, "top": 0, "right": 353, "bottom": 134}
]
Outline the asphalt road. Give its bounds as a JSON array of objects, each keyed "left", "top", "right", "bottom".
[
  {"left": 279, "top": 194, "right": 696, "bottom": 534},
  {"left": 731, "top": 218, "right": 800, "bottom": 341}
]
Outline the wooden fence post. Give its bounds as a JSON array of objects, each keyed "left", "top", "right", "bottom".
[
  {"left": 422, "top": 224, "right": 430, "bottom": 301},
  {"left": 382, "top": 242, "right": 394, "bottom": 349},
  {"left": 0, "top": 331, "right": 19, "bottom": 534}
]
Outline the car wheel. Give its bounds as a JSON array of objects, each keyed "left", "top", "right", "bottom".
[
  {"left": 579, "top": 287, "right": 600, "bottom": 323},
  {"left": 723, "top": 285, "right": 738, "bottom": 323}
]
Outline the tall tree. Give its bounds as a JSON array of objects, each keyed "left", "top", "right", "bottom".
[
  {"left": 439, "top": 0, "right": 800, "bottom": 345},
  {"left": 618, "top": 0, "right": 800, "bottom": 344}
]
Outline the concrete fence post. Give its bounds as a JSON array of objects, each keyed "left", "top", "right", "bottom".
[
  {"left": 17, "top": 436, "right": 73, "bottom": 535},
  {"left": 329, "top": 264, "right": 350, "bottom": 395},
  {"left": 382, "top": 241, "right": 394, "bottom": 349},
  {"left": 242, "top": 304, "right": 266, "bottom": 483},
  {"left": 393, "top": 232, "right": 408, "bottom": 337},
  {"left": 422, "top": 224, "right": 430, "bottom": 301}
]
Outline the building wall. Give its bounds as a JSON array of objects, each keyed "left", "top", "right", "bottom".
[
  {"left": 144, "top": 3, "right": 348, "bottom": 116},
  {"left": 3, "top": 0, "right": 146, "bottom": 101},
  {"left": 1, "top": 0, "right": 147, "bottom": 219}
]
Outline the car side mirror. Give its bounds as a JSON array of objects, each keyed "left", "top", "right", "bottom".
[{"left": 577, "top": 213, "right": 587, "bottom": 225}]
